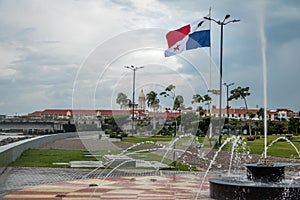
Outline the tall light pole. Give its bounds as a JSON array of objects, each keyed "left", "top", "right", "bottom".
[
  {"left": 204, "top": 15, "right": 240, "bottom": 135},
  {"left": 125, "top": 65, "right": 144, "bottom": 134},
  {"left": 224, "top": 82, "right": 234, "bottom": 117}
]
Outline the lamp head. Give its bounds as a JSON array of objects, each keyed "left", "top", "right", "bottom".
[{"left": 225, "top": 14, "right": 231, "bottom": 20}]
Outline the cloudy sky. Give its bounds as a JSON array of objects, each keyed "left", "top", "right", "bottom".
[{"left": 0, "top": 0, "right": 299, "bottom": 115}]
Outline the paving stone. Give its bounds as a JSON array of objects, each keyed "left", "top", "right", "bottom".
[{"left": 1, "top": 173, "right": 213, "bottom": 199}]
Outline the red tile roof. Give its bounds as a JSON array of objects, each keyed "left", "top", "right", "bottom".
[
  {"left": 42, "top": 109, "right": 70, "bottom": 115},
  {"left": 28, "top": 111, "right": 43, "bottom": 117},
  {"left": 35, "top": 109, "right": 181, "bottom": 118}
]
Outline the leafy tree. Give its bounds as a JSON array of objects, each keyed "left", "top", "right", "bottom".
[
  {"left": 173, "top": 95, "right": 184, "bottom": 110},
  {"left": 253, "top": 120, "right": 264, "bottom": 135},
  {"left": 146, "top": 91, "right": 160, "bottom": 130},
  {"left": 193, "top": 116, "right": 211, "bottom": 136},
  {"left": 229, "top": 86, "right": 251, "bottom": 134},
  {"left": 192, "top": 93, "right": 211, "bottom": 116},
  {"left": 228, "top": 86, "right": 250, "bottom": 110},
  {"left": 247, "top": 112, "right": 256, "bottom": 135},
  {"left": 160, "top": 84, "right": 176, "bottom": 100},
  {"left": 289, "top": 117, "right": 300, "bottom": 134},
  {"left": 102, "top": 115, "right": 128, "bottom": 132},
  {"left": 247, "top": 112, "right": 256, "bottom": 119},
  {"left": 116, "top": 92, "right": 129, "bottom": 109},
  {"left": 181, "top": 111, "right": 198, "bottom": 132},
  {"left": 257, "top": 108, "right": 264, "bottom": 119},
  {"left": 160, "top": 84, "right": 182, "bottom": 110},
  {"left": 268, "top": 120, "right": 288, "bottom": 135},
  {"left": 192, "top": 94, "right": 203, "bottom": 104},
  {"left": 203, "top": 94, "right": 212, "bottom": 104},
  {"left": 228, "top": 118, "right": 240, "bottom": 133},
  {"left": 146, "top": 91, "right": 160, "bottom": 110}
]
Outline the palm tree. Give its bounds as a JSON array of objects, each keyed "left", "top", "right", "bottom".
[
  {"left": 257, "top": 107, "right": 264, "bottom": 119},
  {"left": 203, "top": 94, "right": 212, "bottom": 110},
  {"left": 160, "top": 84, "right": 177, "bottom": 110},
  {"left": 160, "top": 84, "right": 176, "bottom": 100},
  {"left": 146, "top": 91, "right": 160, "bottom": 130},
  {"left": 229, "top": 86, "right": 251, "bottom": 135},
  {"left": 192, "top": 94, "right": 211, "bottom": 116},
  {"left": 173, "top": 95, "right": 184, "bottom": 110},
  {"left": 247, "top": 112, "right": 256, "bottom": 135},
  {"left": 192, "top": 94, "right": 203, "bottom": 104},
  {"left": 146, "top": 91, "right": 160, "bottom": 109},
  {"left": 116, "top": 92, "right": 129, "bottom": 109},
  {"left": 228, "top": 86, "right": 250, "bottom": 110}
]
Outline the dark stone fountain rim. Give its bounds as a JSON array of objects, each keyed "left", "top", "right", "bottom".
[
  {"left": 209, "top": 176, "right": 300, "bottom": 199},
  {"left": 246, "top": 163, "right": 286, "bottom": 183},
  {"left": 209, "top": 177, "right": 300, "bottom": 188},
  {"left": 245, "top": 163, "right": 286, "bottom": 167}
]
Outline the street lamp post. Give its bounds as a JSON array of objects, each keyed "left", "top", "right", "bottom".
[
  {"left": 224, "top": 82, "right": 234, "bottom": 117},
  {"left": 204, "top": 15, "right": 240, "bottom": 135},
  {"left": 125, "top": 65, "right": 144, "bottom": 134}
]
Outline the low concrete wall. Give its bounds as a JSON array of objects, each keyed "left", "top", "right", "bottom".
[{"left": 0, "top": 132, "right": 78, "bottom": 174}]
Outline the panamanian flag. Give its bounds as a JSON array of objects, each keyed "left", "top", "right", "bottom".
[{"left": 165, "top": 15, "right": 210, "bottom": 57}]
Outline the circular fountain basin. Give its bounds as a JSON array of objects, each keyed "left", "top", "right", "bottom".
[
  {"left": 209, "top": 176, "right": 300, "bottom": 200},
  {"left": 209, "top": 164, "right": 300, "bottom": 199},
  {"left": 246, "top": 163, "right": 285, "bottom": 183}
]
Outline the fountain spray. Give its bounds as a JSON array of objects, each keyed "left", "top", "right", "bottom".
[{"left": 258, "top": 0, "right": 268, "bottom": 159}]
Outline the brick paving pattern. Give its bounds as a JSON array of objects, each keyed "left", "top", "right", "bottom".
[
  {"left": 2, "top": 174, "right": 212, "bottom": 200},
  {"left": 4, "top": 134, "right": 298, "bottom": 199}
]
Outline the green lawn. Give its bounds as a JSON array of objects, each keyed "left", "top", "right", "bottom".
[
  {"left": 222, "top": 135, "right": 300, "bottom": 159},
  {"left": 121, "top": 135, "right": 172, "bottom": 143},
  {"left": 10, "top": 135, "right": 300, "bottom": 169},
  {"left": 10, "top": 149, "right": 97, "bottom": 168},
  {"left": 9, "top": 148, "right": 174, "bottom": 168},
  {"left": 122, "top": 135, "right": 300, "bottom": 159},
  {"left": 126, "top": 151, "right": 173, "bottom": 164}
]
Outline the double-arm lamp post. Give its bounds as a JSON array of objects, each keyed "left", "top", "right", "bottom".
[
  {"left": 224, "top": 82, "right": 234, "bottom": 117},
  {"left": 204, "top": 15, "right": 240, "bottom": 135},
  {"left": 125, "top": 65, "right": 144, "bottom": 134}
]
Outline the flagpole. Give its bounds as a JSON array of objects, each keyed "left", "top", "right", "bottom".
[
  {"left": 209, "top": 7, "right": 212, "bottom": 92},
  {"left": 208, "top": 7, "right": 213, "bottom": 140}
]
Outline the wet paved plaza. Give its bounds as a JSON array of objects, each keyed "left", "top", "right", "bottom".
[{"left": 0, "top": 167, "right": 213, "bottom": 199}]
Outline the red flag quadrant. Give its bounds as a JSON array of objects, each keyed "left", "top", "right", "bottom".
[{"left": 165, "top": 15, "right": 210, "bottom": 57}]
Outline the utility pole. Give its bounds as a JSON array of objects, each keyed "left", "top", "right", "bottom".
[
  {"left": 125, "top": 65, "right": 144, "bottom": 135},
  {"left": 204, "top": 15, "right": 240, "bottom": 135},
  {"left": 224, "top": 82, "right": 234, "bottom": 117}
]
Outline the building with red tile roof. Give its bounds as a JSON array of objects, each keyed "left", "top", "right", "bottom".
[
  {"left": 27, "top": 107, "right": 298, "bottom": 121},
  {"left": 206, "top": 106, "right": 299, "bottom": 121}
]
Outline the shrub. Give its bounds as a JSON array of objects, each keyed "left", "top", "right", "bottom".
[
  {"left": 109, "top": 132, "right": 117, "bottom": 138},
  {"left": 286, "top": 134, "right": 293, "bottom": 140},
  {"left": 120, "top": 132, "right": 128, "bottom": 138},
  {"left": 246, "top": 136, "right": 255, "bottom": 141},
  {"left": 105, "top": 129, "right": 112, "bottom": 135},
  {"left": 168, "top": 161, "right": 199, "bottom": 171}
]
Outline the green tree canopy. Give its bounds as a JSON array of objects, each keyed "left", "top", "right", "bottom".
[
  {"left": 257, "top": 108, "right": 264, "bottom": 119},
  {"left": 173, "top": 95, "right": 184, "bottom": 110},
  {"left": 228, "top": 86, "right": 250, "bottom": 110},
  {"left": 160, "top": 84, "right": 176, "bottom": 100},
  {"left": 146, "top": 91, "right": 160, "bottom": 110},
  {"left": 192, "top": 93, "right": 211, "bottom": 116},
  {"left": 116, "top": 92, "right": 129, "bottom": 109}
]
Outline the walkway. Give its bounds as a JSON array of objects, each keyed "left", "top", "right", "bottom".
[
  {"left": 0, "top": 167, "right": 212, "bottom": 199},
  {"left": 39, "top": 132, "right": 121, "bottom": 151},
  {"left": 0, "top": 133, "right": 213, "bottom": 199}
]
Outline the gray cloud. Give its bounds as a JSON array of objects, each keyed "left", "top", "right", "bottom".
[{"left": 0, "top": 0, "right": 299, "bottom": 115}]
